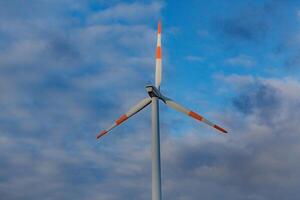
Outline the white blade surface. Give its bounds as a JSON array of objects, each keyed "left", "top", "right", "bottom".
[
  {"left": 96, "top": 97, "right": 152, "bottom": 139},
  {"left": 155, "top": 21, "right": 162, "bottom": 88},
  {"left": 163, "top": 98, "right": 228, "bottom": 134}
]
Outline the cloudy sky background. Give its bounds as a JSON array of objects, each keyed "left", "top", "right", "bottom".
[{"left": 1, "top": 0, "right": 300, "bottom": 199}]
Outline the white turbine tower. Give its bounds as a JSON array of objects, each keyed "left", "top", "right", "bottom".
[{"left": 96, "top": 21, "right": 228, "bottom": 200}]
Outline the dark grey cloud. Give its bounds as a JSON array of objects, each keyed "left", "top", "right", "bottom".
[
  {"left": 0, "top": 1, "right": 161, "bottom": 199},
  {"left": 160, "top": 77, "right": 300, "bottom": 200},
  {"left": 232, "top": 82, "right": 281, "bottom": 125},
  {"left": 1, "top": 1, "right": 300, "bottom": 200},
  {"left": 215, "top": 0, "right": 291, "bottom": 42},
  {"left": 218, "top": 13, "right": 267, "bottom": 42},
  {"left": 214, "top": 0, "right": 300, "bottom": 70}
]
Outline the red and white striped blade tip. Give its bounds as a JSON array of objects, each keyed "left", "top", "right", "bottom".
[
  {"left": 213, "top": 125, "right": 228, "bottom": 134},
  {"left": 188, "top": 111, "right": 228, "bottom": 134},
  {"left": 96, "top": 130, "right": 107, "bottom": 139}
]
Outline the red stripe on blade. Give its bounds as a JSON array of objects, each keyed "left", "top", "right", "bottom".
[
  {"left": 96, "top": 130, "right": 108, "bottom": 139},
  {"left": 213, "top": 125, "right": 228, "bottom": 133},
  {"left": 188, "top": 111, "right": 203, "bottom": 121},
  {"left": 156, "top": 47, "right": 162, "bottom": 59},
  {"left": 157, "top": 21, "right": 161, "bottom": 33},
  {"left": 116, "top": 114, "right": 128, "bottom": 125}
]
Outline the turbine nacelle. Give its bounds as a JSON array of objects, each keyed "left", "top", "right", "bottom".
[{"left": 145, "top": 85, "right": 165, "bottom": 100}]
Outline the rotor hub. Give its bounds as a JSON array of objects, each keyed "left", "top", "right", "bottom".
[{"left": 146, "top": 85, "right": 161, "bottom": 98}]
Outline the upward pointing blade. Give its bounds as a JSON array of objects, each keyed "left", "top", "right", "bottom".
[
  {"left": 162, "top": 98, "right": 228, "bottom": 134},
  {"left": 155, "top": 21, "right": 162, "bottom": 89},
  {"left": 96, "top": 97, "right": 152, "bottom": 139}
]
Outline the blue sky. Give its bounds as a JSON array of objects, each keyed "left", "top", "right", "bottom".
[{"left": 1, "top": 0, "right": 300, "bottom": 199}]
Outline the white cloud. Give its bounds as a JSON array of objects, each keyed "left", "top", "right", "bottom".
[
  {"left": 225, "top": 54, "right": 256, "bottom": 67},
  {"left": 185, "top": 55, "right": 205, "bottom": 62},
  {"left": 262, "top": 78, "right": 300, "bottom": 101},
  {"left": 2, "top": 1, "right": 300, "bottom": 200},
  {"left": 88, "top": 2, "right": 163, "bottom": 24},
  {"left": 0, "top": 1, "right": 164, "bottom": 198},
  {"left": 0, "top": 39, "right": 47, "bottom": 67}
]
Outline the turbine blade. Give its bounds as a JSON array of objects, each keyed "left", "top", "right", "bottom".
[
  {"left": 96, "top": 97, "right": 152, "bottom": 139},
  {"left": 155, "top": 21, "right": 162, "bottom": 88},
  {"left": 163, "top": 98, "right": 228, "bottom": 134}
]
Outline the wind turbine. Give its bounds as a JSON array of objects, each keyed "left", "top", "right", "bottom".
[{"left": 96, "top": 21, "right": 228, "bottom": 200}]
